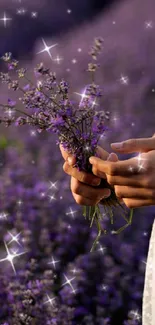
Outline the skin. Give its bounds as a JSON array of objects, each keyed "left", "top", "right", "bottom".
[
  {"left": 60, "top": 145, "right": 112, "bottom": 206},
  {"left": 89, "top": 134, "right": 155, "bottom": 208},
  {"left": 60, "top": 134, "right": 155, "bottom": 209}
]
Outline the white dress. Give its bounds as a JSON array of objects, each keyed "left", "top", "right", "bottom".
[{"left": 143, "top": 220, "right": 155, "bottom": 324}]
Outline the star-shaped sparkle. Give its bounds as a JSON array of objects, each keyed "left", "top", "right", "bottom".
[
  {"left": 54, "top": 55, "right": 63, "bottom": 64},
  {"left": 66, "top": 207, "right": 77, "bottom": 218},
  {"left": 48, "top": 256, "right": 60, "bottom": 269},
  {"left": 0, "top": 12, "right": 12, "bottom": 27},
  {"left": 120, "top": 74, "right": 129, "bottom": 85},
  {"left": 7, "top": 231, "right": 22, "bottom": 246},
  {"left": 37, "top": 38, "right": 58, "bottom": 60},
  {"left": 61, "top": 274, "right": 76, "bottom": 293},
  {"left": 145, "top": 21, "right": 153, "bottom": 29},
  {"left": 0, "top": 241, "right": 27, "bottom": 274},
  {"left": 43, "top": 294, "right": 56, "bottom": 306},
  {"left": 49, "top": 181, "right": 57, "bottom": 190}
]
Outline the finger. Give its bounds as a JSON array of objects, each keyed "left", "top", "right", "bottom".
[
  {"left": 111, "top": 137, "right": 155, "bottom": 153},
  {"left": 123, "top": 197, "right": 155, "bottom": 209},
  {"left": 92, "top": 152, "right": 119, "bottom": 179},
  {"left": 89, "top": 156, "right": 141, "bottom": 177},
  {"left": 71, "top": 177, "right": 111, "bottom": 200},
  {"left": 106, "top": 174, "right": 147, "bottom": 188},
  {"left": 59, "top": 144, "right": 69, "bottom": 160},
  {"left": 63, "top": 162, "right": 101, "bottom": 186},
  {"left": 114, "top": 185, "right": 155, "bottom": 200},
  {"left": 60, "top": 144, "right": 76, "bottom": 165},
  {"left": 72, "top": 192, "right": 98, "bottom": 206},
  {"left": 96, "top": 146, "right": 109, "bottom": 160}
]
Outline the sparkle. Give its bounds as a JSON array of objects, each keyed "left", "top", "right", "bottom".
[
  {"left": 16, "top": 8, "right": 27, "bottom": 15},
  {"left": 17, "top": 200, "right": 23, "bottom": 206},
  {"left": 40, "top": 192, "right": 46, "bottom": 198},
  {"left": 152, "top": 88, "right": 155, "bottom": 92},
  {"left": 113, "top": 116, "right": 118, "bottom": 122},
  {"left": 71, "top": 268, "right": 79, "bottom": 274},
  {"left": 91, "top": 97, "right": 98, "bottom": 108},
  {"left": 0, "top": 241, "right": 27, "bottom": 274},
  {"left": 128, "top": 165, "right": 134, "bottom": 172},
  {"left": 62, "top": 274, "right": 76, "bottom": 293},
  {"left": 48, "top": 194, "right": 56, "bottom": 202},
  {"left": 77, "top": 48, "right": 82, "bottom": 52},
  {"left": 6, "top": 109, "right": 14, "bottom": 118},
  {"left": 135, "top": 153, "right": 147, "bottom": 172},
  {"left": 30, "top": 130, "right": 37, "bottom": 137},
  {"left": 0, "top": 212, "right": 8, "bottom": 220},
  {"left": 66, "top": 207, "right": 77, "bottom": 218},
  {"left": 66, "top": 68, "right": 70, "bottom": 72},
  {"left": 75, "top": 88, "right": 90, "bottom": 106},
  {"left": 54, "top": 55, "right": 63, "bottom": 64},
  {"left": 31, "top": 12, "right": 38, "bottom": 18},
  {"left": 131, "top": 122, "right": 135, "bottom": 127},
  {"left": 37, "top": 38, "right": 58, "bottom": 60},
  {"left": 120, "top": 74, "right": 129, "bottom": 85},
  {"left": 102, "top": 284, "right": 108, "bottom": 291},
  {"left": 129, "top": 310, "right": 141, "bottom": 321},
  {"left": 49, "top": 181, "right": 57, "bottom": 190},
  {"left": 145, "top": 20, "right": 153, "bottom": 29},
  {"left": 143, "top": 231, "right": 148, "bottom": 236},
  {"left": 48, "top": 256, "right": 60, "bottom": 269},
  {"left": 112, "top": 21, "right": 116, "bottom": 25},
  {"left": 68, "top": 225, "right": 71, "bottom": 229},
  {"left": 97, "top": 244, "right": 106, "bottom": 254},
  {"left": 72, "top": 59, "right": 77, "bottom": 64},
  {"left": 67, "top": 9, "right": 72, "bottom": 14},
  {"left": 7, "top": 231, "right": 22, "bottom": 246},
  {"left": 0, "top": 12, "right": 12, "bottom": 27},
  {"left": 138, "top": 163, "right": 145, "bottom": 172},
  {"left": 43, "top": 294, "right": 56, "bottom": 306}
]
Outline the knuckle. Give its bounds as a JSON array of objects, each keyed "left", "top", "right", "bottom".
[
  {"left": 143, "top": 176, "right": 152, "bottom": 187},
  {"left": 124, "top": 199, "right": 134, "bottom": 209},
  {"left": 63, "top": 162, "right": 69, "bottom": 173},
  {"left": 75, "top": 196, "right": 84, "bottom": 205},
  {"left": 107, "top": 175, "right": 115, "bottom": 185},
  {"left": 115, "top": 186, "right": 121, "bottom": 198}
]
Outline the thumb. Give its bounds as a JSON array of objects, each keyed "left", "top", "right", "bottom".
[{"left": 111, "top": 137, "right": 155, "bottom": 153}]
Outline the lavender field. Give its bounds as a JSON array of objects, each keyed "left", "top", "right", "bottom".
[{"left": 0, "top": 0, "right": 155, "bottom": 324}]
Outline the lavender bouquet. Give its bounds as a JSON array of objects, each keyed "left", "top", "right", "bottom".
[{"left": 0, "top": 38, "right": 133, "bottom": 251}]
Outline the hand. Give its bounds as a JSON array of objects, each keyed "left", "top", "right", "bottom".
[
  {"left": 60, "top": 145, "right": 112, "bottom": 206},
  {"left": 89, "top": 135, "right": 155, "bottom": 208}
]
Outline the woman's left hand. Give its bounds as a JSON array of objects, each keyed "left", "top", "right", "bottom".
[{"left": 89, "top": 135, "right": 155, "bottom": 209}]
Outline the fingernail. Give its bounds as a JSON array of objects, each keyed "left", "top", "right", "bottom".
[
  {"left": 111, "top": 142, "right": 123, "bottom": 149},
  {"left": 89, "top": 157, "right": 96, "bottom": 164},
  {"left": 107, "top": 153, "right": 114, "bottom": 161},
  {"left": 104, "top": 189, "right": 111, "bottom": 198},
  {"left": 67, "top": 157, "right": 73, "bottom": 166}
]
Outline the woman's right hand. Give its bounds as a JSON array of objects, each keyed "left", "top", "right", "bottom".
[{"left": 60, "top": 145, "right": 112, "bottom": 206}]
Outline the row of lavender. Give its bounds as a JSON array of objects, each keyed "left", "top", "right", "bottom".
[{"left": 0, "top": 127, "right": 153, "bottom": 325}]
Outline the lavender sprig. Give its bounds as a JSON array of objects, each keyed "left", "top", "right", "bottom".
[{"left": 0, "top": 39, "right": 133, "bottom": 251}]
